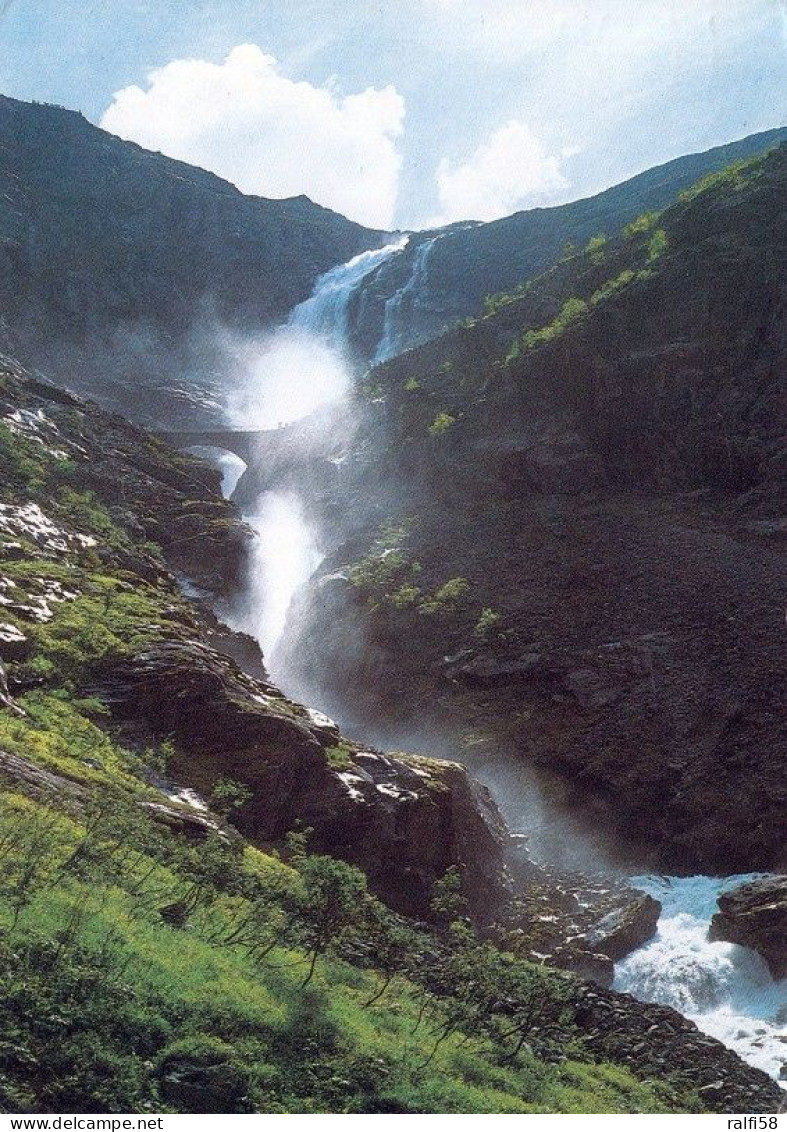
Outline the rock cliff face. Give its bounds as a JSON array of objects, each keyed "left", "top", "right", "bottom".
[
  {"left": 94, "top": 637, "right": 511, "bottom": 919},
  {"left": 0, "top": 96, "right": 385, "bottom": 427},
  {"left": 273, "top": 144, "right": 787, "bottom": 876}
]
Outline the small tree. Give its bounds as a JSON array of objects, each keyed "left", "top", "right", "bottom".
[{"left": 290, "top": 854, "right": 370, "bottom": 987}]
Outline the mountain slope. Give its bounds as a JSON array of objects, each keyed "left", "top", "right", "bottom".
[
  {"left": 0, "top": 95, "right": 385, "bottom": 426},
  {"left": 348, "top": 126, "right": 787, "bottom": 359},
  {"left": 3, "top": 354, "right": 780, "bottom": 1113}
]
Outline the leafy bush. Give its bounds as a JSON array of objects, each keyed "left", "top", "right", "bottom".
[
  {"left": 325, "top": 743, "right": 354, "bottom": 770},
  {"left": 623, "top": 210, "right": 661, "bottom": 238},
  {"left": 474, "top": 607, "right": 501, "bottom": 641},
  {"left": 427, "top": 412, "right": 456, "bottom": 437},
  {"left": 678, "top": 154, "right": 765, "bottom": 204},
  {"left": 419, "top": 576, "right": 470, "bottom": 616},
  {"left": 589, "top": 269, "right": 636, "bottom": 307},
  {"left": 521, "top": 296, "right": 588, "bottom": 351},
  {"left": 583, "top": 233, "right": 608, "bottom": 264},
  {"left": 647, "top": 228, "right": 668, "bottom": 261}
]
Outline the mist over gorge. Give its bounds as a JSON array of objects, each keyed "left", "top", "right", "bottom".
[{"left": 0, "top": 86, "right": 785, "bottom": 1115}]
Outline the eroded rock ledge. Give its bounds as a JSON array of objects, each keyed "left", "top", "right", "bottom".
[
  {"left": 569, "top": 983, "right": 782, "bottom": 1113},
  {"left": 710, "top": 876, "right": 787, "bottom": 980},
  {"left": 92, "top": 637, "right": 512, "bottom": 919}
]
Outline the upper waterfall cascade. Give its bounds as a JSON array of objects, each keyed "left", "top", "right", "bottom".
[
  {"left": 373, "top": 235, "right": 442, "bottom": 364},
  {"left": 289, "top": 237, "right": 408, "bottom": 355}
]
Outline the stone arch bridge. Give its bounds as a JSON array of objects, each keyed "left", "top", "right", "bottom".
[{"left": 160, "top": 428, "right": 270, "bottom": 464}]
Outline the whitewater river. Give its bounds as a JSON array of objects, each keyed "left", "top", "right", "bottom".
[
  {"left": 212, "top": 240, "right": 785, "bottom": 1083},
  {"left": 615, "top": 875, "right": 786, "bottom": 1079}
]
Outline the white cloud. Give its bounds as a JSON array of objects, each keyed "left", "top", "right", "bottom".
[
  {"left": 100, "top": 44, "right": 405, "bottom": 229},
  {"left": 434, "top": 120, "right": 568, "bottom": 223}
]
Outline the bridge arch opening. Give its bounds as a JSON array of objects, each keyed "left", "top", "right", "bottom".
[{"left": 184, "top": 445, "right": 247, "bottom": 499}]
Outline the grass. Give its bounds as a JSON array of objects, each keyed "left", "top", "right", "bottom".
[{"left": 0, "top": 864, "right": 683, "bottom": 1114}]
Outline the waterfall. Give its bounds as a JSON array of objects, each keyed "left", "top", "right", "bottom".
[
  {"left": 236, "top": 492, "right": 323, "bottom": 657},
  {"left": 225, "top": 237, "right": 407, "bottom": 431},
  {"left": 290, "top": 238, "right": 407, "bottom": 354},
  {"left": 226, "top": 237, "right": 406, "bottom": 657},
  {"left": 373, "top": 235, "right": 441, "bottom": 364},
  {"left": 221, "top": 235, "right": 787, "bottom": 1087},
  {"left": 614, "top": 875, "right": 787, "bottom": 1079}
]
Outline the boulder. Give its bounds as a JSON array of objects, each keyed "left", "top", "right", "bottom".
[
  {"left": 583, "top": 894, "right": 662, "bottom": 961},
  {"left": 0, "top": 620, "right": 29, "bottom": 661},
  {"left": 709, "top": 876, "right": 787, "bottom": 979}
]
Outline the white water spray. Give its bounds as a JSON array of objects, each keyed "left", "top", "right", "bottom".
[
  {"left": 614, "top": 875, "right": 787, "bottom": 1079},
  {"left": 235, "top": 492, "right": 323, "bottom": 657}
]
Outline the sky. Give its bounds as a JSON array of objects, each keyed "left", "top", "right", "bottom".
[{"left": 1, "top": 0, "right": 785, "bottom": 230}]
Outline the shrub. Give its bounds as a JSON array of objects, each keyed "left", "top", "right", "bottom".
[
  {"left": 522, "top": 296, "right": 588, "bottom": 351},
  {"left": 428, "top": 412, "right": 456, "bottom": 437},
  {"left": 623, "top": 210, "right": 661, "bottom": 238},
  {"left": 677, "top": 154, "right": 765, "bottom": 204},
  {"left": 474, "top": 607, "right": 501, "bottom": 641},
  {"left": 419, "top": 577, "right": 470, "bottom": 616},
  {"left": 325, "top": 743, "right": 354, "bottom": 770},
  {"left": 589, "top": 269, "right": 635, "bottom": 308},
  {"left": 583, "top": 234, "right": 608, "bottom": 264}
]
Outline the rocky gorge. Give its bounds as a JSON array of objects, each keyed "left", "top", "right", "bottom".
[{"left": 0, "top": 355, "right": 783, "bottom": 1111}]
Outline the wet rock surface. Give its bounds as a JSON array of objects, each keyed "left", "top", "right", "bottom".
[
  {"left": 583, "top": 893, "right": 662, "bottom": 961},
  {"left": 495, "top": 865, "right": 662, "bottom": 985},
  {"left": 710, "top": 876, "right": 787, "bottom": 980}
]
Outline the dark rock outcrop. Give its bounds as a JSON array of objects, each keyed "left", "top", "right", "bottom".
[
  {"left": 495, "top": 869, "right": 662, "bottom": 985},
  {"left": 94, "top": 639, "right": 511, "bottom": 919},
  {"left": 709, "top": 877, "right": 787, "bottom": 979},
  {"left": 0, "top": 355, "right": 251, "bottom": 595},
  {"left": 0, "top": 749, "right": 222, "bottom": 841}
]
